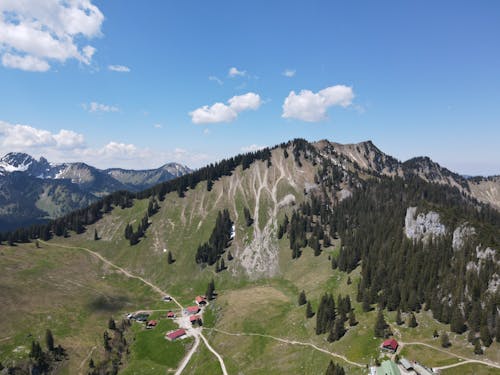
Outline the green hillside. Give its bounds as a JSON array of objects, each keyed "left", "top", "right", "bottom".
[{"left": 1, "top": 142, "right": 499, "bottom": 374}]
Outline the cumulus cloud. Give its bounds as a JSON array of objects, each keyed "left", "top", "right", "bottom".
[
  {"left": 0, "top": 120, "right": 85, "bottom": 149},
  {"left": 241, "top": 144, "right": 265, "bottom": 152},
  {"left": 189, "top": 92, "right": 262, "bottom": 124},
  {"left": 1, "top": 53, "right": 50, "bottom": 72},
  {"left": 282, "top": 69, "right": 296, "bottom": 78},
  {"left": 0, "top": 0, "right": 104, "bottom": 72},
  {"left": 153, "top": 123, "right": 163, "bottom": 129},
  {"left": 83, "top": 102, "right": 119, "bottom": 113},
  {"left": 282, "top": 85, "right": 354, "bottom": 122},
  {"left": 0, "top": 120, "right": 211, "bottom": 169},
  {"left": 228, "top": 66, "right": 246, "bottom": 77},
  {"left": 108, "top": 64, "right": 130, "bottom": 72}
]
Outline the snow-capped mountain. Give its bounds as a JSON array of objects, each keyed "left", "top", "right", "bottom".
[{"left": 0, "top": 152, "right": 191, "bottom": 231}]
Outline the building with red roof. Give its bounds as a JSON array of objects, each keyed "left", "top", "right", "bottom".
[
  {"left": 166, "top": 328, "right": 186, "bottom": 341},
  {"left": 186, "top": 306, "right": 200, "bottom": 315},
  {"left": 189, "top": 315, "right": 202, "bottom": 324},
  {"left": 195, "top": 296, "right": 207, "bottom": 306},
  {"left": 146, "top": 320, "right": 157, "bottom": 329},
  {"left": 381, "top": 338, "right": 399, "bottom": 353},
  {"left": 167, "top": 311, "right": 176, "bottom": 318}
]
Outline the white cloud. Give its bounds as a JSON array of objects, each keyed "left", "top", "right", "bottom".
[
  {"left": 153, "top": 123, "right": 163, "bottom": 129},
  {"left": 108, "top": 64, "right": 130, "bottom": 72},
  {"left": 0, "top": 119, "right": 211, "bottom": 169},
  {"left": 53, "top": 129, "right": 85, "bottom": 149},
  {"left": 208, "top": 75, "right": 223, "bottom": 85},
  {"left": 282, "top": 85, "right": 354, "bottom": 122},
  {"left": 0, "top": 0, "right": 104, "bottom": 72},
  {"left": 0, "top": 120, "right": 85, "bottom": 149},
  {"left": 83, "top": 102, "right": 119, "bottom": 113},
  {"left": 228, "top": 66, "right": 246, "bottom": 77},
  {"left": 1, "top": 53, "right": 50, "bottom": 72},
  {"left": 203, "top": 128, "right": 210, "bottom": 135},
  {"left": 282, "top": 69, "right": 296, "bottom": 78},
  {"left": 241, "top": 144, "right": 265, "bottom": 152},
  {"left": 189, "top": 92, "right": 262, "bottom": 124}
]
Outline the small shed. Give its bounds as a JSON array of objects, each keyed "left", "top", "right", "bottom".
[
  {"left": 166, "top": 329, "right": 186, "bottom": 341},
  {"left": 399, "top": 358, "right": 413, "bottom": 371},
  {"left": 167, "top": 311, "right": 176, "bottom": 318},
  {"left": 146, "top": 320, "right": 157, "bottom": 329},
  {"left": 190, "top": 315, "right": 202, "bottom": 325}
]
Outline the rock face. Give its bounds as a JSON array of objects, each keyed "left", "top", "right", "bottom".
[
  {"left": 452, "top": 224, "right": 476, "bottom": 251},
  {"left": 404, "top": 206, "right": 446, "bottom": 242}
]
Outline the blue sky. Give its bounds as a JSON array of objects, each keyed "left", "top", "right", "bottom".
[{"left": 0, "top": 1, "right": 499, "bottom": 175}]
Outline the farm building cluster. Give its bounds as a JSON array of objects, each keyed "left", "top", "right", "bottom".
[{"left": 370, "top": 339, "right": 439, "bottom": 375}]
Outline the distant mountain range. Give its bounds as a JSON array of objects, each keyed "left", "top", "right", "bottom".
[{"left": 0, "top": 152, "right": 191, "bottom": 230}]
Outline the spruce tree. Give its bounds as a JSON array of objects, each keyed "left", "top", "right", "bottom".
[
  {"left": 496, "top": 316, "right": 500, "bottom": 343},
  {"left": 298, "top": 290, "right": 307, "bottom": 306},
  {"left": 206, "top": 279, "right": 215, "bottom": 300},
  {"left": 94, "top": 228, "right": 99, "bottom": 241},
  {"left": 108, "top": 318, "right": 116, "bottom": 330},
  {"left": 441, "top": 332, "right": 451, "bottom": 348},
  {"left": 374, "top": 309, "right": 387, "bottom": 338},
  {"left": 306, "top": 301, "right": 314, "bottom": 318},
  {"left": 450, "top": 308, "right": 466, "bottom": 334},
  {"left": 227, "top": 250, "right": 233, "bottom": 261},
  {"left": 45, "top": 329, "right": 54, "bottom": 351},
  {"left": 480, "top": 325, "right": 492, "bottom": 347},
  {"left": 167, "top": 251, "right": 174, "bottom": 264},
  {"left": 348, "top": 309, "right": 357, "bottom": 326},
  {"left": 473, "top": 339, "right": 483, "bottom": 355},
  {"left": 407, "top": 312, "right": 418, "bottom": 328},
  {"left": 396, "top": 309, "right": 403, "bottom": 325}
]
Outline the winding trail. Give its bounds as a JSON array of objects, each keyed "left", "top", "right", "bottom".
[
  {"left": 39, "top": 241, "right": 227, "bottom": 375},
  {"left": 206, "top": 328, "right": 364, "bottom": 368},
  {"left": 400, "top": 341, "right": 500, "bottom": 370}
]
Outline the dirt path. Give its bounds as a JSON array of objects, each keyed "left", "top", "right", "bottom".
[
  {"left": 174, "top": 335, "right": 200, "bottom": 375},
  {"left": 206, "top": 328, "right": 364, "bottom": 368},
  {"left": 78, "top": 346, "right": 96, "bottom": 374},
  {"left": 39, "top": 241, "right": 227, "bottom": 375},
  {"left": 199, "top": 332, "right": 229, "bottom": 375},
  {"left": 400, "top": 341, "right": 500, "bottom": 370}
]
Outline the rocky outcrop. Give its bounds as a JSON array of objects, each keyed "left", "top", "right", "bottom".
[
  {"left": 404, "top": 207, "right": 446, "bottom": 242},
  {"left": 452, "top": 223, "right": 476, "bottom": 251}
]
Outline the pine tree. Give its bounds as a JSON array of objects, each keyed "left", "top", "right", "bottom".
[
  {"left": 496, "top": 316, "right": 500, "bottom": 343},
  {"left": 433, "top": 329, "right": 439, "bottom": 338},
  {"left": 374, "top": 309, "right": 387, "bottom": 338},
  {"left": 346, "top": 276, "right": 352, "bottom": 285},
  {"left": 206, "top": 279, "right": 215, "bottom": 301},
  {"left": 298, "top": 290, "right": 307, "bottom": 306},
  {"left": 441, "top": 332, "right": 451, "bottom": 348},
  {"left": 45, "top": 329, "right": 54, "bottom": 351},
  {"left": 473, "top": 339, "right": 483, "bottom": 355},
  {"left": 348, "top": 309, "right": 357, "bottom": 326},
  {"left": 94, "top": 228, "right": 99, "bottom": 241},
  {"left": 227, "top": 250, "right": 233, "bottom": 261},
  {"left": 396, "top": 309, "right": 403, "bottom": 325},
  {"left": 89, "top": 358, "right": 95, "bottom": 368},
  {"left": 220, "top": 257, "right": 226, "bottom": 271},
  {"left": 407, "top": 312, "right": 418, "bottom": 328},
  {"left": 243, "top": 207, "right": 253, "bottom": 226},
  {"left": 306, "top": 301, "right": 314, "bottom": 318},
  {"left": 167, "top": 251, "right": 174, "bottom": 264},
  {"left": 450, "top": 308, "right": 466, "bottom": 334},
  {"left": 362, "top": 293, "right": 371, "bottom": 312},
  {"left": 480, "top": 325, "right": 492, "bottom": 347},
  {"left": 108, "top": 318, "right": 116, "bottom": 330},
  {"left": 325, "top": 360, "right": 345, "bottom": 375}
]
